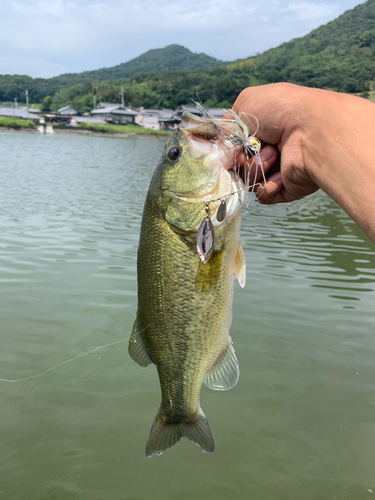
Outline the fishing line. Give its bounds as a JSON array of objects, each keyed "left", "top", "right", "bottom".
[
  {"left": 206, "top": 180, "right": 265, "bottom": 206},
  {"left": 2, "top": 105, "right": 266, "bottom": 383},
  {"left": 0, "top": 337, "right": 129, "bottom": 383},
  {"left": 0, "top": 325, "right": 151, "bottom": 383}
]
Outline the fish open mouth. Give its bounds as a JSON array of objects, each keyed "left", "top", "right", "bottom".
[
  {"left": 180, "top": 112, "right": 219, "bottom": 141},
  {"left": 182, "top": 129, "right": 219, "bottom": 142}
]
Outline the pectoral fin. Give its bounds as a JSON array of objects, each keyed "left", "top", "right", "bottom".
[
  {"left": 204, "top": 339, "right": 239, "bottom": 391},
  {"left": 128, "top": 317, "right": 153, "bottom": 367},
  {"left": 234, "top": 241, "right": 246, "bottom": 288}
]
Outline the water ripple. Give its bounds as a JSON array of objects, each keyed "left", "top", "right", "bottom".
[{"left": 1, "top": 133, "right": 375, "bottom": 500}]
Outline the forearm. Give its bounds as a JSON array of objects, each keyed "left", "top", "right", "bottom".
[{"left": 301, "top": 89, "right": 375, "bottom": 242}]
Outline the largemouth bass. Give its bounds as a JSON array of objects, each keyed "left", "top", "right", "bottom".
[{"left": 129, "top": 111, "right": 251, "bottom": 457}]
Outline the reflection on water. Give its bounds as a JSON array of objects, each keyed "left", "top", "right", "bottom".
[
  {"left": 0, "top": 132, "right": 374, "bottom": 499},
  {"left": 243, "top": 193, "right": 375, "bottom": 302}
]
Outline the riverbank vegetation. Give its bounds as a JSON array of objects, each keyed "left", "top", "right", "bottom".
[{"left": 0, "top": 116, "right": 36, "bottom": 129}]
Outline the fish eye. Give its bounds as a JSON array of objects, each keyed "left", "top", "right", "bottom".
[{"left": 168, "top": 147, "right": 182, "bottom": 161}]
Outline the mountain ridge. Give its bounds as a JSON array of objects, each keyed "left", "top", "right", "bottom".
[{"left": 0, "top": 45, "right": 225, "bottom": 103}]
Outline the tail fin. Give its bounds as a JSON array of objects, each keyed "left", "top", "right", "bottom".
[{"left": 145, "top": 406, "right": 215, "bottom": 457}]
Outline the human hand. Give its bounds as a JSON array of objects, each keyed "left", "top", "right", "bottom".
[
  {"left": 225, "top": 82, "right": 375, "bottom": 242},
  {"left": 230, "top": 83, "right": 320, "bottom": 204}
]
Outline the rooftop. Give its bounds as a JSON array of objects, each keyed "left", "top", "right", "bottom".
[
  {"left": 72, "top": 116, "right": 106, "bottom": 124},
  {"left": 92, "top": 105, "right": 138, "bottom": 116},
  {"left": 0, "top": 106, "right": 41, "bottom": 120},
  {"left": 57, "top": 106, "right": 77, "bottom": 115},
  {"left": 111, "top": 108, "right": 138, "bottom": 116}
]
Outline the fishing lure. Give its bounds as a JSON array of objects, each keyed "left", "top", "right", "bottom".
[{"left": 195, "top": 105, "right": 265, "bottom": 263}]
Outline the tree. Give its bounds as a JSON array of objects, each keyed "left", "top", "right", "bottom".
[{"left": 41, "top": 96, "right": 52, "bottom": 112}]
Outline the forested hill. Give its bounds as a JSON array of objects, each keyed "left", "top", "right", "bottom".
[
  {"left": 100, "top": 45, "right": 225, "bottom": 79},
  {"left": 2, "top": 0, "right": 375, "bottom": 110},
  {"left": 0, "top": 45, "right": 225, "bottom": 103},
  {"left": 234, "top": 0, "right": 375, "bottom": 92}
]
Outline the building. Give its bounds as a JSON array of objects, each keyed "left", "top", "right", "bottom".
[
  {"left": 206, "top": 108, "right": 225, "bottom": 119},
  {"left": 57, "top": 106, "right": 77, "bottom": 116},
  {"left": 110, "top": 108, "right": 138, "bottom": 125},
  {"left": 158, "top": 110, "right": 181, "bottom": 131},
  {"left": 135, "top": 109, "right": 161, "bottom": 130},
  {"left": 176, "top": 105, "right": 202, "bottom": 117},
  {"left": 176, "top": 105, "right": 225, "bottom": 119},
  {"left": 95, "top": 102, "right": 118, "bottom": 109},
  {"left": 91, "top": 103, "right": 138, "bottom": 124},
  {"left": 91, "top": 103, "right": 118, "bottom": 121},
  {"left": 0, "top": 105, "right": 42, "bottom": 123}
]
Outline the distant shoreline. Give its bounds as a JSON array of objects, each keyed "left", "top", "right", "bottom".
[{"left": 0, "top": 126, "right": 170, "bottom": 139}]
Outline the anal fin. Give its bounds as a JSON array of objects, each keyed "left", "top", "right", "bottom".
[
  {"left": 204, "top": 339, "right": 239, "bottom": 391},
  {"left": 128, "top": 317, "right": 153, "bottom": 367}
]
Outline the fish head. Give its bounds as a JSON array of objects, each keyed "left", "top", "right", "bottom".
[{"left": 150, "top": 112, "right": 244, "bottom": 235}]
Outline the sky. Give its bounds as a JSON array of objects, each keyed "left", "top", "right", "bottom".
[{"left": 0, "top": 0, "right": 366, "bottom": 79}]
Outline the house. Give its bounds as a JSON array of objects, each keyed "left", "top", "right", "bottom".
[
  {"left": 91, "top": 104, "right": 121, "bottom": 121},
  {"left": 176, "top": 105, "right": 202, "bottom": 117},
  {"left": 158, "top": 110, "right": 181, "bottom": 130},
  {"left": 95, "top": 102, "right": 118, "bottom": 109},
  {"left": 176, "top": 105, "right": 225, "bottom": 119},
  {"left": 110, "top": 108, "right": 138, "bottom": 125},
  {"left": 135, "top": 109, "right": 161, "bottom": 130},
  {"left": 57, "top": 106, "right": 77, "bottom": 116},
  {"left": 135, "top": 108, "right": 181, "bottom": 130},
  {"left": 91, "top": 104, "right": 138, "bottom": 124},
  {"left": 134, "top": 108, "right": 182, "bottom": 131},
  {"left": 206, "top": 108, "right": 225, "bottom": 119}
]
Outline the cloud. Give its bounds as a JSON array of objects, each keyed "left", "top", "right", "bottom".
[
  {"left": 0, "top": 55, "right": 68, "bottom": 78},
  {"left": 0, "top": 0, "right": 367, "bottom": 78},
  {"left": 10, "top": 0, "right": 77, "bottom": 18},
  {"left": 283, "top": 1, "right": 340, "bottom": 21}
]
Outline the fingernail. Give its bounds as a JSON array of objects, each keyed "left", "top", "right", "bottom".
[
  {"left": 260, "top": 145, "right": 274, "bottom": 163},
  {"left": 268, "top": 171, "right": 282, "bottom": 183}
]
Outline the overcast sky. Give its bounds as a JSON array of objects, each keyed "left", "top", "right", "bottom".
[{"left": 0, "top": 0, "right": 366, "bottom": 79}]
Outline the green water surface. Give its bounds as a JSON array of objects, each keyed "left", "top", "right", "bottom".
[{"left": 0, "top": 132, "right": 374, "bottom": 500}]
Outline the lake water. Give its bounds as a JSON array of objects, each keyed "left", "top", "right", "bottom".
[{"left": 0, "top": 131, "right": 374, "bottom": 500}]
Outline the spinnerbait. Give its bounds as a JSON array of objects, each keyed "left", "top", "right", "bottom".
[{"left": 196, "top": 130, "right": 263, "bottom": 263}]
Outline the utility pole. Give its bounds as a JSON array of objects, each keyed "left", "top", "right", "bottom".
[
  {"left": 93, "top": 94, "right": 96, "bottom": 110},
  {"left": 26, "top": 89, "right": 29, "bottom": 119},
  {"left": 14, "top": 97, "right": 17, "bottom": 116},
  {"left": 120, "top": 86, "right": 125, "bottom": 108}
]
